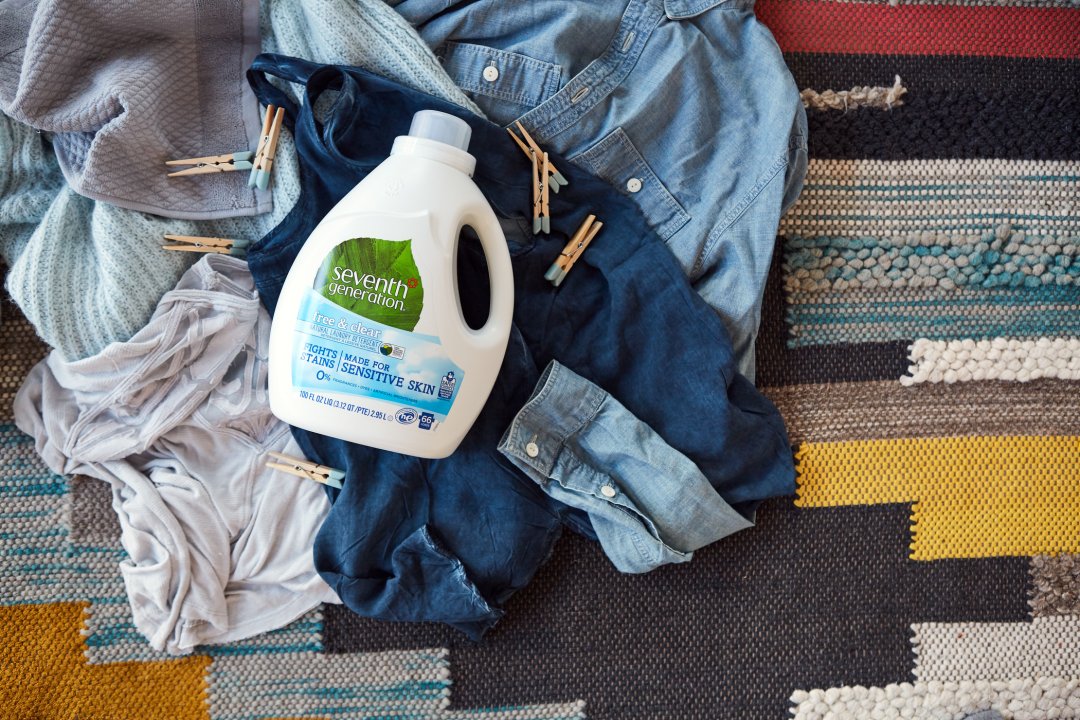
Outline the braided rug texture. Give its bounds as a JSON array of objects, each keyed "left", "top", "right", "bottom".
[
  {"left": 2, "top": 1, "right": 1079, "bottom": 718},
  {"left": 769, "top": 1, "right": 1080, "bottom": 718}
]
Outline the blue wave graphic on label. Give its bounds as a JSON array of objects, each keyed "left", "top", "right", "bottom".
[{"left": 292, "top": 289, "right": 463, "bottom": 428}]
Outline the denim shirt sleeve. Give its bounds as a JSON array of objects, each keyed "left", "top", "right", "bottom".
[{"left": 498, "top": 361, "right": 753, "bottom": 574}]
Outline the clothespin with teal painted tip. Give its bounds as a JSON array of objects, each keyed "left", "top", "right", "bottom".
[
  {"left": 266, "top": 451, "right": 345, "bottom": 490},
  {"left": 531, "top": 151, "right": 542, "bottom": 234},
  {"left": 507, "top": 121, "right": 568, "bottom": 192},
  {"left": 249, "top": 105, "right": 285, "bottom": 190},
  {"left": 541, "top": 152, "right": 551, "bottom": 234},
  {"left": 546, "top": 214, "right": 602, "bottom": 287},
  {"left": 528, "top": 148, "right": 553, "bottom": 236},
  {"left": 161, "top": 234, "right": 250, "bottom": 258},
  {"left": 248, "top": 104, "right": 274, "bottom": 188},
  {"left": 165, "top": 151, "right": 253, "bottom": 176}
]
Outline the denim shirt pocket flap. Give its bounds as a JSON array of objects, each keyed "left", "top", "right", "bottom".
[
  {"left": 570, "top": 127, "right": 690, "bottom": 242},
  {"left": 663, "top": 0, "right": 734, "bottom": 18},
  {"left": 442, "top": 41, "right": 562, "bottom": 107}
]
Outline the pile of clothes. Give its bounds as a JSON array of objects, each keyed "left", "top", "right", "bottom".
[{"left": 0, "top": 0, "right": 806, "bottom": 654}]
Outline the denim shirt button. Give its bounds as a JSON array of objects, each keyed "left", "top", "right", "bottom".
[
  {"left": 525, "top": 441, "right": 539, "bottom": 458},
  {"left": 626, "top": 177, "right": 642, "bottom": 193},
  {"left": 600, "top": 484, "right": 616, "bottom": 498},
  {"left": 482, "top": 65, "right": 499, "bottom": 82}
]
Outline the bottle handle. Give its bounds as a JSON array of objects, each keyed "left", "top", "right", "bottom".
[{"left": 457, "top": 204, "right": 514, "bottom": 352}]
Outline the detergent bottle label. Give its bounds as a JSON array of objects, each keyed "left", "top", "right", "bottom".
[{"left": 290, "top": 236, "right": 463, "bottom": 430}]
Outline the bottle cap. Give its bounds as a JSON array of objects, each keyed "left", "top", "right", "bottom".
[{"left": 408, "top": 110, "right": 472, "bottom": 152}]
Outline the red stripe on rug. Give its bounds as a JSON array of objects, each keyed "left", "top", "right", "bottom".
[{"left": 755, "top": 0, "right": 1080, "bottom": 59}]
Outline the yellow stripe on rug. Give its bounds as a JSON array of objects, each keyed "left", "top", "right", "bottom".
[
  {"left": 795, "top": 436, "right": 1080, "bottom": 560},
  {"left": 0, "top": 602, "right": 210, "bottom": 720}
]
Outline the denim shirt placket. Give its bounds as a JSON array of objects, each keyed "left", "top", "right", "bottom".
[{"left": 508, "top": 0, "right": 666, "bottom": 146}]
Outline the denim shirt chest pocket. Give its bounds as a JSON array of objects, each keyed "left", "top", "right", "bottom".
[
  {"left": 440, "top": 41, "right": 563, "bottom": 120},
  {"left": 570, "top": 127, "right": 690, "bottom": 242}
]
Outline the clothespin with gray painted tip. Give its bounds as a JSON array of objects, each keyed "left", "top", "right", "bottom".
[
  {"left": 161, "top": 234, "right": 250, "bottom": 257},
  {"left": 545, "top": 214, "right": 595, "bottom": 282},
  {"left": 514, "top": 121, "right": 568, "bottom": 188},
  {"left": 506, "top": 124, "right": 565, "bottom": 192},
  {"left": 248, "top": 104, "right": 274, "bottom": 188},
  {"left": 265, "top": 451, "right": 344, "bottom": 490},
  {"left": 545, "top": 214, "right": 602, "bottom": 286},
  {"left": 249, "top": 105, "right": 285, "bottom": 190},
  {"left": 165, "top": 151, "right": 253, "bottom": 176},
  {"left": 552, "top": 220, "right": 601, "bottom": 286}
]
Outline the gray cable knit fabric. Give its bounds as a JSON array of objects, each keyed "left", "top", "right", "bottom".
[
  {"left": 0, "top": 0, "right": 267, "bottom": 220},
  {"left": 0, "top": 0, "right": 480, "bottom": 360}
]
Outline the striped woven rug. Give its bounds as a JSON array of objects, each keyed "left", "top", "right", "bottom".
[{"left": 2, "top": 1, "right": 1079, "bottom": 718}]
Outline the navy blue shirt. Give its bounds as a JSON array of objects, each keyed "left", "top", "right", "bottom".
[{"left": 246, "top": 55, "right": 794, "bottom": 638}]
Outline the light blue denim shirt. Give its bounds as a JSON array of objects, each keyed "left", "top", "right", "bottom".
[{"left": 389, "top": 0, "right": 808, "bottom": 380}]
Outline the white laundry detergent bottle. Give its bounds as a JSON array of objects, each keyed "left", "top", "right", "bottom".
[{"left": 268, "top": 110, "right": 513, "bottom": 458}]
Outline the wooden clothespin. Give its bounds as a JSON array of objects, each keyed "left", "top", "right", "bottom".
[
  {"left": 161, "top": 234, "right": 250, "bottom": 257},
  {"left": 526, "top": 145, "right": 551, "bottom": 235},
  {"left": 265, "top": 451, "right": 344, "bottom": 490},
  {"left": 248, "top": 105, "right": 274, "bottom": 188},
  {"left": 541, "top": 152, "right": 551, "bottom": 234},
  {"left": 531, "top": 151, "right": 541, "bottom": 234},
  {"left": 530, "top": 151, "right": 553, "bottom": 235},
  {"left": 545, "top": 214, "right": 603, "bottom": 287},
  {"left": 249, "top": 105, "right": 285, "bottom": 190},
  {"left": 506, "top": 122, "right": 567, "bottom": 192},
  {"left": 165, "top": 151, "right": 253, "bottom": 177}
]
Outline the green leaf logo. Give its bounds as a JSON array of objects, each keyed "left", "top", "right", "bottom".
[{"left": 313, "top": 237, "right": 425, "bottom": 331}]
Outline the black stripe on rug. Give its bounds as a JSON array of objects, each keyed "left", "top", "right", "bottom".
[
  {"left": 323, "top": 500, "right": 1030, "bottom": 720},
  {"left": 756, "top": 338, "right": 912, "bottom": 387},
  {"left": 806, "top": 90, "right": 1080, "bottom": 159},
  {"left": 785, "top": 53, "right": 1080, "bottom": 96}
]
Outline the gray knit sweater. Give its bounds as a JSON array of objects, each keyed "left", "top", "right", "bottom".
[{"left": 0, "top": 0, "right": 481, "bottom": 360}]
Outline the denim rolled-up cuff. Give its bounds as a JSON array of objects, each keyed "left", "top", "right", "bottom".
[{"left": 498, "top": 360, "right": 753, "bottom": 574}]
